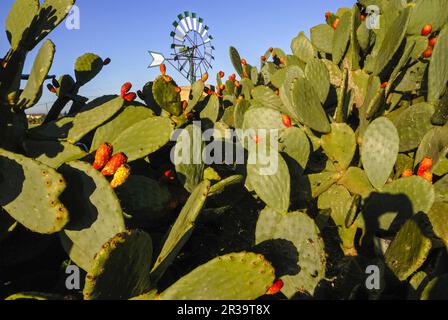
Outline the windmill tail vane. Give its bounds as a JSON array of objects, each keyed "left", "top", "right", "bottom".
[{"left": 148, "top": 11, "right": 214, "bottom": 84}]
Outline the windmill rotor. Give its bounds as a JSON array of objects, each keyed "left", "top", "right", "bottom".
[{"left": 148, "top": 12, "right": 214, "bottom": 84}]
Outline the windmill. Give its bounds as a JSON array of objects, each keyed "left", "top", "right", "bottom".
[{"left": 148, "top": 12, "right": 215, "bottom": 84}]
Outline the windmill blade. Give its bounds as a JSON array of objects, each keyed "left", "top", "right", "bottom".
[
  {"left": 197, "top": 18, "right": 204, "bottom": 34},
  {"left": 173, "top": 21, "right": 187, "bottom": 36},
  {"left": 192, "top": 13, "right": 198, "bottom": 31},
  {"left": 201, "top": 25, "right": 209, "bottom": 38},
  {"left": 185, "top": 11, "right": 193, "bottom": 31}
]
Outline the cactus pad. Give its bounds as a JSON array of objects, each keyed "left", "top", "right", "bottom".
[{"left": 75, "top": 53, "right": 104, "bottom": 86}]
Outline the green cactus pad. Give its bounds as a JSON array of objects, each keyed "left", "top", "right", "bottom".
[
  {"left": 305, "top": 58, "right": 330, "bottom": 104},
  {"left": 174, "top": 124, "right": 205, "bottom": 193},
  {"left": 251, "top": 86, "right": 284, "bottom": 111},
  {"left": 415, "top": 126, "right": 448, "bottom": 175},
  {"left": 394, "top": 103, "right": 435, "bottom": 152},
  {"left": 229, "top": 46, "right": 244, "bottom": 77},
  {"left": 291, "top": 77, "right": 331, "bottom": 133},
  {"left": 332, "top": 11, "right": 352, "bottom": 65},
  {"left": 291, "top": 32, "right": 316, "bottom": 63},
  {"left": 91, "top": 105, "right": 155, "bottom": 152},
  {"left": 151, "top": 181, "right": 210, "bottom": 279},
  {"left": 5, "top": 292, "right": 66, "bottom": 301},
  {"left": 159, "top": 252, "right": 275, "bottom": 300},
  {"left": 152, "top": 75, "right": 182, "bottom": 116},
  {"left": 116, "top": 176, "right": 171, "bottom": 224},
  {"left": 28, "top": 117, "right": 73, "bottom": 141},
  {"left": 364, "top": 176, "right": 435, "bottom": 231},
  {"left": 247, "top": 151, "right": 290, "bottom": 213},
  {"left": 67, "top": 96, "right": 124, "bottom": 143},
  {"left": 83, "top": 230, "right": 153, "bottom": 300},
  {"left": 19, "top": 40, "right": 55, "bottom": 109},
  {"left": 23, "top": 140, "right": 87, "bottom": 169},
  {"left": 338, "top": 167, "right": 374, "bottom": 198},
  {"left": 59, "top": 161, "right": 126, "bottom": 272},
  {"left": 371, "top": 8, "right": 411, "bottom": 75},
  {"left": 256, "top": 207, "right": 326, "bottom": 297},
  {"left": 434, "top": 175, "right": 448, "bottom": 203},
  {"left": 185, "top": 80, "right": 205, "bottom": 113},
  {"left": 242, "top": 106, "right": 285, "bottom": 131},
  {"left": 200, "top": 94, "right": 219, "bottom": 123},
  {"left": 428, "top": 202, "right": 448, "bottom": 249},
  {"left": 234, "top": 99, "right": 250, "bottom": 129},
  {"left": 106, "top": 115, "right": 173, "bottom": 163},
  {"left": 321, "top": 123, "right": 356, "bottom": 171},
  {"left": 310, "top": 24, "right": 334, "bottom": 54},
  {"left": 0, "top": 149, "right": 69, "bottom": 234},
  {"left": 279, "top": 66, "right": 305, "bottom": 117},
  {"left": 6, "top": 0, "right": 39, "bottom": 49},
  {"left": 299, "top": 171, "right": 340, "bottom": 202},
  {"left": 385, "top": 216, "right": 432, "bottom": 281},
  {"left": 279, "top": 127, "right": 310, "bottom": 175},
  {"left": 361, "top": 117, "right": 399, "bottom": 189},
  {"left": 428, "top": 25, "right": 448, "bottom": 103},
  {"left": 56, "top": 74, "right": 76, "bottom": 97},
  {"left": 75, "top": 53, "right": 104, "bottom": 86},
  {"left": 407, "top": 0, "right": 448, "bottom": 36},
  {"left": 420, "top": 274, "right": 448, "bottom": 300},
  {"left": 31, "top": 0, "right": 76, "bottom": 50}
]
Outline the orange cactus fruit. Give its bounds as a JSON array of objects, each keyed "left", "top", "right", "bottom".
[
  {"left": 282, "top": 114, "right": 292, "bottom": 128},
  {"left": 93, "top": 143, "right": 113, "bottom": 170},
  {"left": 261, "top": 56, "right": 267, "bottom": 62},
  {"left": 182, "top": 100, "right": 188, "bottom": 111},
  {"left": 422, "top": 47, "right": 433, "bottom": 58},
  {"left": 418, "top": 157, "right": 433, "bottom": 177},
  {"left": 421, "top": 24, "right": 433, "bottom": 37},
  {"left": 360, "top": 14, "right": 366, "bottom": 21},
  {"left": 428, "top": 36, "right": 438, "bottom": 47},
  {"left": 163, "top": 75, "right": 172, "bottom": 82},
  {"left": 380, "top": 82, "right": 388, "bottom": 89},
  {"left": 229, "top": 73, "right": 236, "bottom": 81},
  {"left": 175, "top": 87, "right": 182, "bottom": 94},
  {"left": 279, "top": 57, "right": 285, "bottom": 65},
  {"left": 160, "top": 63, "right": 167, "bottom": 75},
  {"left": 103, "top": 57, "right": 111, "bottom": 65},
  {"left": 325, "top": 11, "right": 331, "bottom": 20},
  {"left": 269, "top": 47, "right": 274, "bottom": 53},
  {"left": 101, "top": 153, "right": 128, "bottom": 176},
  {"left": 401, "top": 169, "right": 414, "bottom": 178},
  {"left": 332, "top": 18, "right": 341, "bottom": 30},
  {"left": 218, "top": 71, "right": 225, "bottom": 78},
  {"left": 241, "top": 58, "right": 247, "bottom": 66},
  {"left": 110, "top": 164, "right": 131, "bottom": 189},
  {"left": 47, "top": 84, "right": 57, "bottom": 94},
  {"left": 201, "top": 73, "right": 209, "bottom": 82},
  {"left": 267, "top": 279, "right": 284, "bottom": 295},
  {"left": 123, "top": 92, "right": 136, "bottom": 102},
  {"left": 423, "top": 172, "right": 433, "bottom": 183},
  {"left": 275, "top": 89, "right": 280, "bottom": 96}
]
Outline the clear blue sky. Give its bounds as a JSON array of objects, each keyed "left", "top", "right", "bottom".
[{"left": 1, "top": 0, "right": 355, "bottom": 113}]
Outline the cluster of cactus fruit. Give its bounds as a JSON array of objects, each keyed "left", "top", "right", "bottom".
[{"left": 1, "top": 0, "right": 448, "bottom": 300}]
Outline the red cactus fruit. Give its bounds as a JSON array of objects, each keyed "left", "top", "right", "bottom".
[
  {"left": 164, "top": 170, "right": 176, "bottom": 182},
  {"left": 275, "top": 89, "right": 280, "bottom": 96},
  {"left": 218, "top": 71, "right": 225, "bottom": 78},
  {"left": 182, "top": 100, "right": 188, "bottom": 111},
  {"left": 282, "top": 115, "right": 292, "bottom": 128},
  {"left": 421, "top": 24, "right": 433, "bottom": 37},
  {"left": 325, "top": 11, "right": 331, "bottom": 20},
  {"left": 402, "top": 169, "right": 414, "bottom": 178},
  {"left": 175, "top": 87, "right": 182, "bottom": 94},
  {"left": 101, "top": 153, "right": 128, "bottom": 176},
  {"left": 103, "top": 58, "right": 111, "bottom": 65},
  {"left": 47, "top": 84, "right": 57, "bottom": 94},
  {"left": 381, "top": 82, "right": 388, "bottom": 89},
  {"left": 123, "top": 92, "right": 136, "bottom": 102},
  {"left": 360, "top": 14, "right": 366, "bottom": 21},
  {"left": 428, "top": 36, "right": 438, "bottom": 47},
  {"left": 261, "top": 56, "right": 267, "bottom": 62},
  {"left": 267, "top": 279, "right": 284, "bottom": 295},
  {"left": 418, "top": 157, "right": 433, "bottom": 177},
  {"left": 332, "top": 18, "right": 341, "bottom": 30},
  {"left": 241, "top": 58, "right": 247, "bottom": 66},
  {"left": 229, "top": 73, "right": 236, "bottom": 81},
  {"left": 422, "top": 47, "right": 433, "bottom": 58},
  {"left": 269, "top": 47, "right": 274, "bottom": 53},
  {"left": 160, "top": 63, "right": 166, "bottom": 75},
  {"left": 121, "top": 82, "right": 132, "bottom": 96},
  {"left": 93, "top": 143, "right": 113, "bottom": 170}
]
